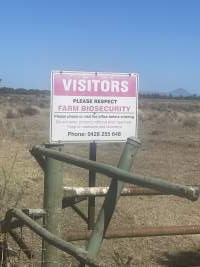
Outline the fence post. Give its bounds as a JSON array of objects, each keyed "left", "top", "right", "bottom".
[
  {"left": 83, "top": 137, "right": 140, "bottom": 266},
  {"left": 88, "top": 142, "right": 97, "bottom": 230},
  {"left": 42, "top": 144, "right": 63, "bottom": 267}
]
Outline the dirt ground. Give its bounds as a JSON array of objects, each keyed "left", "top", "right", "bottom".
[{"left": 0, "top": 95, "right": 200, "bottom": 266}]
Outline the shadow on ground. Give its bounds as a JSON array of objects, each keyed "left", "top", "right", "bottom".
[{"left": 156, "top": 250, "right": 200, "bottom": 267}]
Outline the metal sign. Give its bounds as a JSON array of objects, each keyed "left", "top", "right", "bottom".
[{"left": 50, "top": 71, "right": 138, "bottom": 143}]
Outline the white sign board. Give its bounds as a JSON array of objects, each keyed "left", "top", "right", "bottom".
[{"left": 50, "top": 71, "right": 138, "bottom": 143}]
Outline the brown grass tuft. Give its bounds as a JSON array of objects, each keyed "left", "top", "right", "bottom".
[
  {"left": 18, "top": 106, "right": 40, "bottom": 117},
  {"left": 6, "top": 109, "right": 19, "bottom": 119},
  {"left": 182, "top": 116, "right": 198, "bottom": 128}
]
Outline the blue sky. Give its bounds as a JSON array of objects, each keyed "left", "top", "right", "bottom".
[{"left": 1, "top": 0, "right": 200, "bottom": 94}]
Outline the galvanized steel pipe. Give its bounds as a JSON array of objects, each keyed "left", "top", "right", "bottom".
[{"left": 63, "top": 186, "right": 174, "bottom": 197}]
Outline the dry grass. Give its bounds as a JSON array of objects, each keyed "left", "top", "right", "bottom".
[
  {"left": 182, "top": 116, "right": 199, "bottom": 128},
  {"left": 6, "top": 106, "right": 40, "bottom": 119},
  {"left": 0, "top": 95, "right": 200, "bottom": 266}
]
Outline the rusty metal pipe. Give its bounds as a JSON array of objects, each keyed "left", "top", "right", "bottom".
[
  {"left": 66, "top": 225, "right": 200, "bottom": 241},
  {"left": 9, "top": 229, "right": 34, "bottom": 259}
]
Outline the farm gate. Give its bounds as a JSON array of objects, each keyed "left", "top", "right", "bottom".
[{"left": 0, "top": 137, "right": 200, "bottom": 266}]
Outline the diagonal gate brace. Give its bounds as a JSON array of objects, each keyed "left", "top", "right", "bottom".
[{"left": 82, "top": 137, "right": 140, "bottom": 266}]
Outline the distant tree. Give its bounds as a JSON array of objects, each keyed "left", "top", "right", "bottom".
[{"left": 0, "top": 78, "right": 2, "bottom": 84}]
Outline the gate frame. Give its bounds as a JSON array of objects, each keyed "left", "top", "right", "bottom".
[{"left": 28, "top": 137, "right": 200, "bottom": 266}]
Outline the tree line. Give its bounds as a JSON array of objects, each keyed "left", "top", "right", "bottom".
[
  {"left": 0, "top": 85, "right": 199, "bottom": 100},
  {"left": 139, "top": 92, "right": 200, "bottom": 100},
  {"left": 0, "top": 86, "right": 49, "bottom": 95}
]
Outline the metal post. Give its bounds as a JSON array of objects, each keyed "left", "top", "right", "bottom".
[
  {"left": 84, "top": 138, "right": 140, "bottom": 265},
  {"left": 42, "top": 144, "right": 63, "bottom": 267},
  {"left": 88, "top": 142, "right": 97, "bottom": 229}
]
